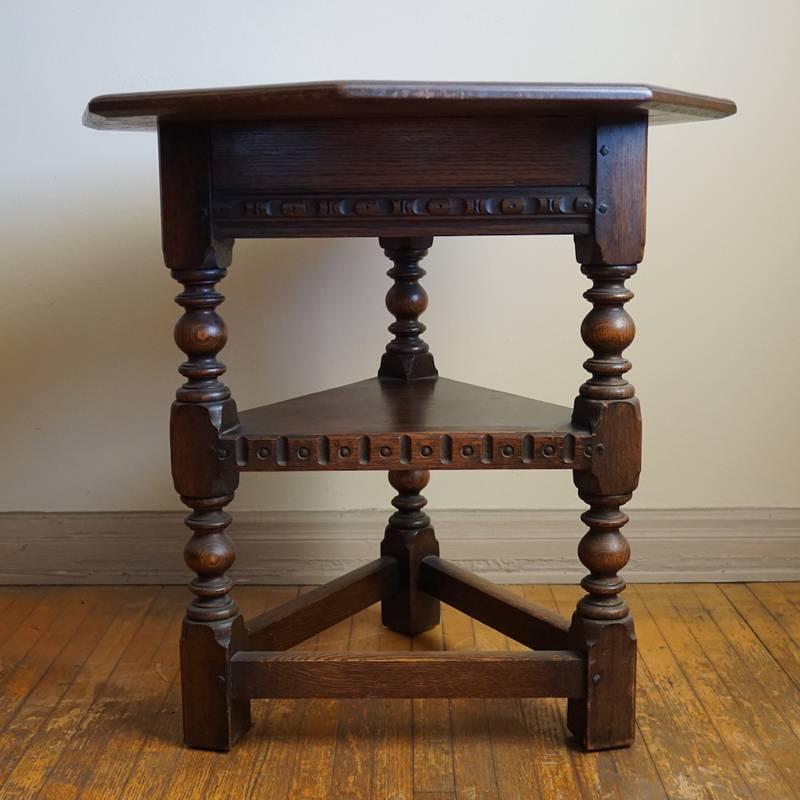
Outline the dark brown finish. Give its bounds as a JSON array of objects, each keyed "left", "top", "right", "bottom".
[
  {"left": 420, "top": 556, "right": 569, "bottom": 650},
  {"left": 212, "top": 185, "right": 595, "bottom": 239},
  {"left": 84, "top": 80, "right": 737, "bottom": 131},
  {"left": 160, "top": 122, "right": 249, "bottom": 750},
  {"left": 212, "top": 117, "right": 593, "bottom": 190},
  {"left": 180, "top": 614, "right": 251, "bottom": 751},
  {"left": 575, "top": 118, "right": 648, "bottom": 265},
  {"left": 246, "top": 557, "right": 397, "bottom": 650},
  {"left": 84, "top": 80, "right": 735, "bottom": 757},
  {"left": 568, "top": 612, "right": 637, "bottom": 750},
  {"left": 380, "top": 470, "right": 440, "bottom": 636},
  {"left": 227, "top": 378, "right": 594, "bottom": 471},
  {"left": 231, "top": 650, "right": 586, "bottom": 699},
  {"left": 567, "top": 117, "right": 644, "bottom": 749},
  {"left": 208, "top": 116, "right": 594, "bottom": 238},
  {"left": 377, "top": 237, "right": 438, "bottom": 381}
]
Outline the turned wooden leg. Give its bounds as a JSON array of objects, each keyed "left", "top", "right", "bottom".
[
  {"left": 380, "top": 469, "right": 440, "bottom": 635},
  {"left": 377, "top": 236, "right": 438, "bottom": 381},
  {"left": 170, "top": 258, "right": 251, "bottom": 751},
  {"left": 568, "top": 263, "right": 640, "bottom": 750},
  {"left": 180, "top": 495, "right": 250, "bottom": 751}
]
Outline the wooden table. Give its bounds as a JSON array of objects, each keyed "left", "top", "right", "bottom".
[{"left": 83, "top": 81, "right": 735, "bottom": 754}]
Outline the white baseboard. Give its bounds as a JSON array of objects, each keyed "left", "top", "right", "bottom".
[{"left": 0, "top": 508, "right": 797, "bottom": 584}]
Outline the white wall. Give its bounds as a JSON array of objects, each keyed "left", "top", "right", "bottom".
[{"left": 1, "top": 0, "right": 797, "bottom": 512}]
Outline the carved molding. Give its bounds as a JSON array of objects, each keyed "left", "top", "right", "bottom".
[
  {"left": 213, "top": 187, "right": 594, "bottom": 225},
  {"left": 222, "top": 431, "right": 596, "bottom": 472}
]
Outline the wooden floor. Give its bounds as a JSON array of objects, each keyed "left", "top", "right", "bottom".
[{"left": 0, "top": 584, "right": 798, "bottom": 799}]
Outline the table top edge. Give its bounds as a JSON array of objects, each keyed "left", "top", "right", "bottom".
[{"left": 82, "top": 80, "right": 737, "bottom": 131}]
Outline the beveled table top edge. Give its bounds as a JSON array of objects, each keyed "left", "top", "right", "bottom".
[{"left": 83, "top": 80, "right": 737, "bottom": 131}]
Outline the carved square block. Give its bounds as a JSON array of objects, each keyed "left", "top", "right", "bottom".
[
  {"left": 247, "top": 437, "right": 278, "bottom": 468},
  {"left": 412, "top": 436, "right": 444, "bottom": 465},
  {"left": 372, "top": 435, "right": 402, "bottom": 464},
  {"left": 451, "top": 434, "right": 483, "bottom": 465},
  {"left": 493, "top": 435, "right": 525, "bottom": 465},
  {"left": 285, "top": 437, "right": 320, "bottom": 467},
  {"left": 328, "top": 435, "right": 367, "bottom": 466}
]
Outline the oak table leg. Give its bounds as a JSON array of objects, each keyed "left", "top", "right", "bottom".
[
  {"left": 171, "top": 262, "right": 251, "bottom": 751},
  {"left": 377, "top": 236, "right": 438, "bottom": 381},
  {"left": 567, "top": 263, "right": 640, "bottom": 750},
  {"left": 377, "top": 236, "right": 441, "bottom": 634},
  {"left": 160, "top": 123, "right": 251, "bottom": 751}
]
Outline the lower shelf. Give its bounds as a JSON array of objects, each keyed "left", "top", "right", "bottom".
[{"left": 224, "top": 376, "right": 593, "bottom": 471}]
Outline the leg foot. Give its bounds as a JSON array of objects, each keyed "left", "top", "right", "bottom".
[
  {"left": 567, "top": 613, "right": 636, "bottom": 750},
  {"left": 179, "top": 496, "right": 251, "bottom": 750},
  {"left": 181, "top": 615, "right": 251, "bottom": 750},
  {"left": 567, "top": 492, "right": 636, "bottom": 750},
  {"left": 380, "top": 470, "right": 440, "bottom": 635}
]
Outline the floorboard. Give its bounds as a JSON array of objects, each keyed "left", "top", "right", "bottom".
[{"left": 0, "top": 583, "right": 797, "bottom": 799}]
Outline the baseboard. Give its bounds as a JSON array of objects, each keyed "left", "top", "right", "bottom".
[{"left": 1, "top": 508, "right": 797, "bottom": 585}]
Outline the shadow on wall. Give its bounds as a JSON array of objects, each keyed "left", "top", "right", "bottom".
[{"left": 1, "top": 188, "right": 386, "bottom": 511}]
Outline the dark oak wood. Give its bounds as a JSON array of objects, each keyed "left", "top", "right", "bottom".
[
  {"left": 227, "top": 377, "right": 593, "bottom": 471},
  {"left": 574, "top": 117, "right": 648, "bottom": 265},
  {"left": 231, "top": 650, "right": 586, "bottom": 699},
  {"left": 212, "top": 117, "right": 594, "bottom": 190},
  {"left": 84, "top": 80, "right": 736, "bottom": 131},
  {"left": 84, "top": 79, "right": 736, "bottom": 758},
  {"left": 377, "top": 237, "right": 438, "bottom": 381},
  {"left": 160, "top": 120, "right": 250, "bottom": 751},
  {"left": 567, "top": 117, "right": 646, "bottom": 750},
  {"left": 213, "top": 185, "right": 595, "bottom": 239},
  {"left": 246, "top": 557, "right": 397, "bottom": 650},
  {"left": 380, "top": 470, "right": 440, "bottom": 636},
  {"left": 419, "top": 556, "right": 569, "bottom": 650}
]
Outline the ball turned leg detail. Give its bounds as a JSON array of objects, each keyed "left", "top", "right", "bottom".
[
  {"left": 171, "top": 259, "right": 251, "bottom": 751},
  {"left": 380, "top": 470, "right": 440, "bottom": 635},
  {"left": 569, "top": 262, "right": 640, "bottom": 751},
  {"left": 377, "top": 236, "right": 438, "bottom": 381},
  {"left": 576, "top": 492, "right": 632, "bottom": 621}
]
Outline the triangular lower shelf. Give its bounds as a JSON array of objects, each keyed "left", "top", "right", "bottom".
[{"left": 225, "top": 377, "right": 593, "bottom": 471}]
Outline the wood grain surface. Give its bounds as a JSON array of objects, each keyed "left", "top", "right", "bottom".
[{"left": 0, "top": 582, "right": 796, "bottom": 798}]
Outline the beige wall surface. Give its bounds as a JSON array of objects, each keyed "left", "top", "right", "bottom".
[{"left": 1, "top": 1, "right": 797, "bottom": 512}]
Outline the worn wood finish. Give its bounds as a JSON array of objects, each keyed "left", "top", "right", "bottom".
[
  {"left": 231, "top": 650, "right": 585, "bottom": 699},
  {"left": 246, "top": 557, "right": 397, "bottom": 650},
  {"left": 84, "top": 80, "right": 736, "bottom": 758},
  {"left": 419, "top": 556, "right": 569, "bottom": 650},
  {"left": 0, "top": 584, "right": 795, "bottom": 799},
  {"left": 84, "top": 80, "right": 736, "bottom": 131}
]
